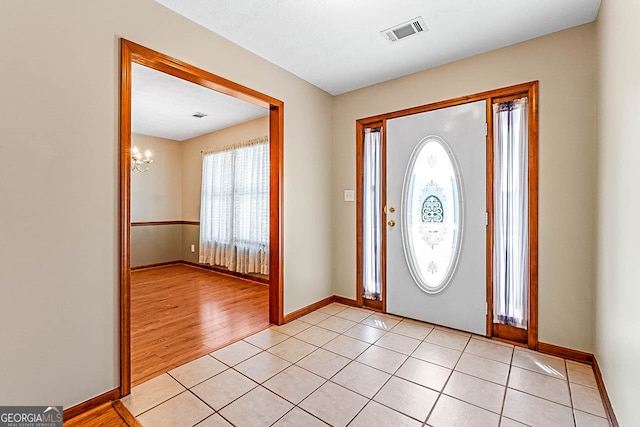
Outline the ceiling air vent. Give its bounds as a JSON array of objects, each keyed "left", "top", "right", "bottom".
[
  {"left": 192, "top": 112, "right": 208, "bottom": 118},
  {"left": 381, "top": 17, "right": 428, "bottom": 43}
]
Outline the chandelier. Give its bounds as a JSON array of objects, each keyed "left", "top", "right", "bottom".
[{"left": 131, "top": 146, "right": 153, "bottom": 173}]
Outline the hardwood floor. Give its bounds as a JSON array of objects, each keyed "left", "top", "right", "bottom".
[
  {"left": 64, "top": 402, "right": 140, "bottom": 427},
  {"left": 131, "top": 264, "right": 269, "bottom": 386}
]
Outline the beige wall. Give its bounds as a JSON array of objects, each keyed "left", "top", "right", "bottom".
[
  {"left": 332, "top": 24, "right": 597, "bottom": 352},
  {"left": 0, "top": 0, "right": 333, "bottom": 408},
  {"left": 181, "top": 225, "right": 200, "bottom": 264},
  {"left": 131, "top": 225, "right": 182, "bottom": 267},
  {"left": 131, "top": 133, "right": 182, "bottom": 222},
  {"left": 181, "top": 116, "right": 269, "bottom": 221},
  {"left": 595, "top": 0, "right": 640, "bottom": 424}
]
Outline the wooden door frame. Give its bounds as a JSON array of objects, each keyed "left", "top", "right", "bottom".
[
  {"left": 119, "top": 39, "right": 284, "bottom": 397},
  {"left": 355, "top": 81, "right": 538, "bottom": 348}
]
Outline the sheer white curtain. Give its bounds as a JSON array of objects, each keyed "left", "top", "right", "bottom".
[
  {"left": 199, "top": 137, "right": 269, "bottom": 275},
  {"left": 493, "top": 98, "right": 529, "bottom": 328},
  {"left": 363, "top": 128, "right": 382, "bottom": 300}
]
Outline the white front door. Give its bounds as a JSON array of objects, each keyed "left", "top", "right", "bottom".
[{"left": 386, "top": 100, "right": 487, "bottom": 335}]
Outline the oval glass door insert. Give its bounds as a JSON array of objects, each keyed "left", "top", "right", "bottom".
[{"left": 401, "top": 136, "right": 463, "bottom": 294}]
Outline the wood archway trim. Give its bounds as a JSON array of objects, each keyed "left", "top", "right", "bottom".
[{"left": 119, "top": 39, "right": 284, "bottom": 397}]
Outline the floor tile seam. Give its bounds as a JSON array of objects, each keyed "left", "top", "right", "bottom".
[
  {"left": 463, "top": 347, "right": 514, "bottom": 364},
  {"left": 266, "top": 340, "right": 321, "bottom": 362},
  {"left": 128, "top": 375, "right": 188, "bottom": 415},
  {"left": 231, "top": 352, "right": 294, "bottom": 384},
  {"left": 392, "top": 371, "right": 449, "bottom": 394},
  {"left": 296, "top": 380, "right": 370, "bottom": 425},
  {"left": 509, "top": 365, "right": 573, "bottom": 389},
  {"left": 165, "top": 368, "right": 215, "bottom": 392},
  {"left": 439, "top": 389, "right": 505, "bottom": 416},
  {"left": 357, "top": 341, "right": 416, "bottom": 361},
  {"left": 132, "top": 388, "right": 191, "bottom": 419},
  {"left": 451, "top": 366, "right": 510, "bottom": 387},
  {"left": 261, "top": 372, "right": 329, "bottom": 407},
  {"left": 501, "top": 415, "right": 534, "bottom": 426},
  {"left": 319, "top": 336, "right": 372, "bottom": 359},
  {"left": 498, "top": 349, "right": 516, "bottom": 420},
  {"left": 422, "top": 338, "right": 469, "bottom": 353},
  {"left": 269, "top": 405, "right": 328, "bottom": 427},
  {"left": 386, "top": 327, "right": 433, "bottom": 341},
  {"left": 326, "top": 361, "right": 394, "bottom": 400},
  {"left": 507, "top": 383, "right": 578, "bottom": 409},
  {"left": 509, "top": 361, "right": 568, "bottom": 380},
  {"left": 573, "top": 409, "right": 608, "bottom": 421},
  {"left": 458, "top": 347, "right": 514, "bottom": 365},
  {"left": 422, "top": 390, "right": 444, "bottom": 425},
  {"left": 291, "top": 351, "right": 351, "bottom": 381},
  {"left": 421, "top": 358, "right": 457, "bottom": 424},
  {"left": 415, "top": 338, "right": 467, "bottom": 355},
  {"left": 168, "top": 354, "right": 238, "bottom": 389},
  {"left": 179, "top": 389, "right": 222, "bottom": 423},
  {"left": 565, "top": 358, "right": 579, "bottom": 427},
  {"left": 568, "top": 378, "right": 599, "bottom": 390},
  {"left": 369, "top": 391, "right": 431, "bottom": 424},
  {"left": 199, "top": 379, "right": 261, "bottom": 415}
]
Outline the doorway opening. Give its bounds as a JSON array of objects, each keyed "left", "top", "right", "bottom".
[
  {"left": 356, "top": 82, "right": 538, "bottom": 347},
  {"left": 120, "top": 39, "right": 284, "bottom": 396}
]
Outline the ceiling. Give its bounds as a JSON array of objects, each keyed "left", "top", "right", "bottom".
[
  {"left": 155, "top": 0, "right": 600, "bottom": 95},
  {"left": 132, "top": 63, "right": 268, "bottom": 141}
]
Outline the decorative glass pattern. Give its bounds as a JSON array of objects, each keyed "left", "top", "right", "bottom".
[{"left": 401, "top": 136, "right": 463, "bottom": 293}]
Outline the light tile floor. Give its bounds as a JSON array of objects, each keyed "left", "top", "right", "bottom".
[{"left": 123, "top": 303, "right": 609, "bottom": 427}]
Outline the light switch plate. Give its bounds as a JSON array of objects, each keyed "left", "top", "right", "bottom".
[{"left": 344, "top": 189, "right": 355, "bottom": 202}]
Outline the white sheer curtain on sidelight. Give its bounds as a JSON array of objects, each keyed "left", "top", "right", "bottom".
[
  {"left": 363, "top": 128, "right": 382, "bottom": 300},
  {"left": 493, "top": 98, "right": 529, "bottom": 328},
  {"left": 199, "top": 137, "right": 269, "bottom": 275}
]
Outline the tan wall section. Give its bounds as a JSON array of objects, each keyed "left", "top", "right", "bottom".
[
  {"left": 181, "top": 224, "right": 200, "bottom": 264},
  {"left": 131, "top": 225, "right": 183, "bottom": 267},
  {"left": 181, "top": 116, "right": 269, "bottom": 221},
  {"left": 131, "top": 133, "right": 182, "bottom": 222},
  {"left": 332, "top": 24, "right": 597, "bottom": 352},
  {"left": 595, "top": 0, "right": 640, "bottom": 424},
  {"left": 0, "top": 0, "right": 333, "bottom": 408}
]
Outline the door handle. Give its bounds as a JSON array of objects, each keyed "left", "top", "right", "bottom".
[{"left": 387, "top": 220, "right": 396, "bottom": 227}]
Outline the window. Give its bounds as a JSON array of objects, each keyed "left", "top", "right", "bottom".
[
  {"left": 402, "top": 136, "right": 463, "bottom": 294},
  {"left": 199, "top": 138, "right": 269, "bottom": 275},
  {"left": 493, "top": 98, "right": 529, "bottom": 328},
  {"left": 362, "top": 127, "right": 383, "bottom": 301}
]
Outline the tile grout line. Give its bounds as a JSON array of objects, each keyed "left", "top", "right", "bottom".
[
  {"left": 497, "top": 344, "right": 516, "bottom": 426},
  {"left": 566, "top": 358, "right": 578, "bottom": 427},
  {"left": 132, "top": 304, "right": 603, "bottom": 426}
]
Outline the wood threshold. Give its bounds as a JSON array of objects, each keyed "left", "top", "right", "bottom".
[
  {"left": 363, "top": 298, "right": 383, "bottom": 311},
  {"left": 111, "top": 401, "right": 141, "bottom": 426},
  {"left": 120, "top": 39, "right": 284, "bottom": 397},
  {"left": 64, "top": 400, "right": 140, "bottom": 427},
  {"left": 492, "top": 323, "right": 527, "bottom": 344},
  {"left": 63, "top": 388, "right": 119, "bottom": 421}
]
